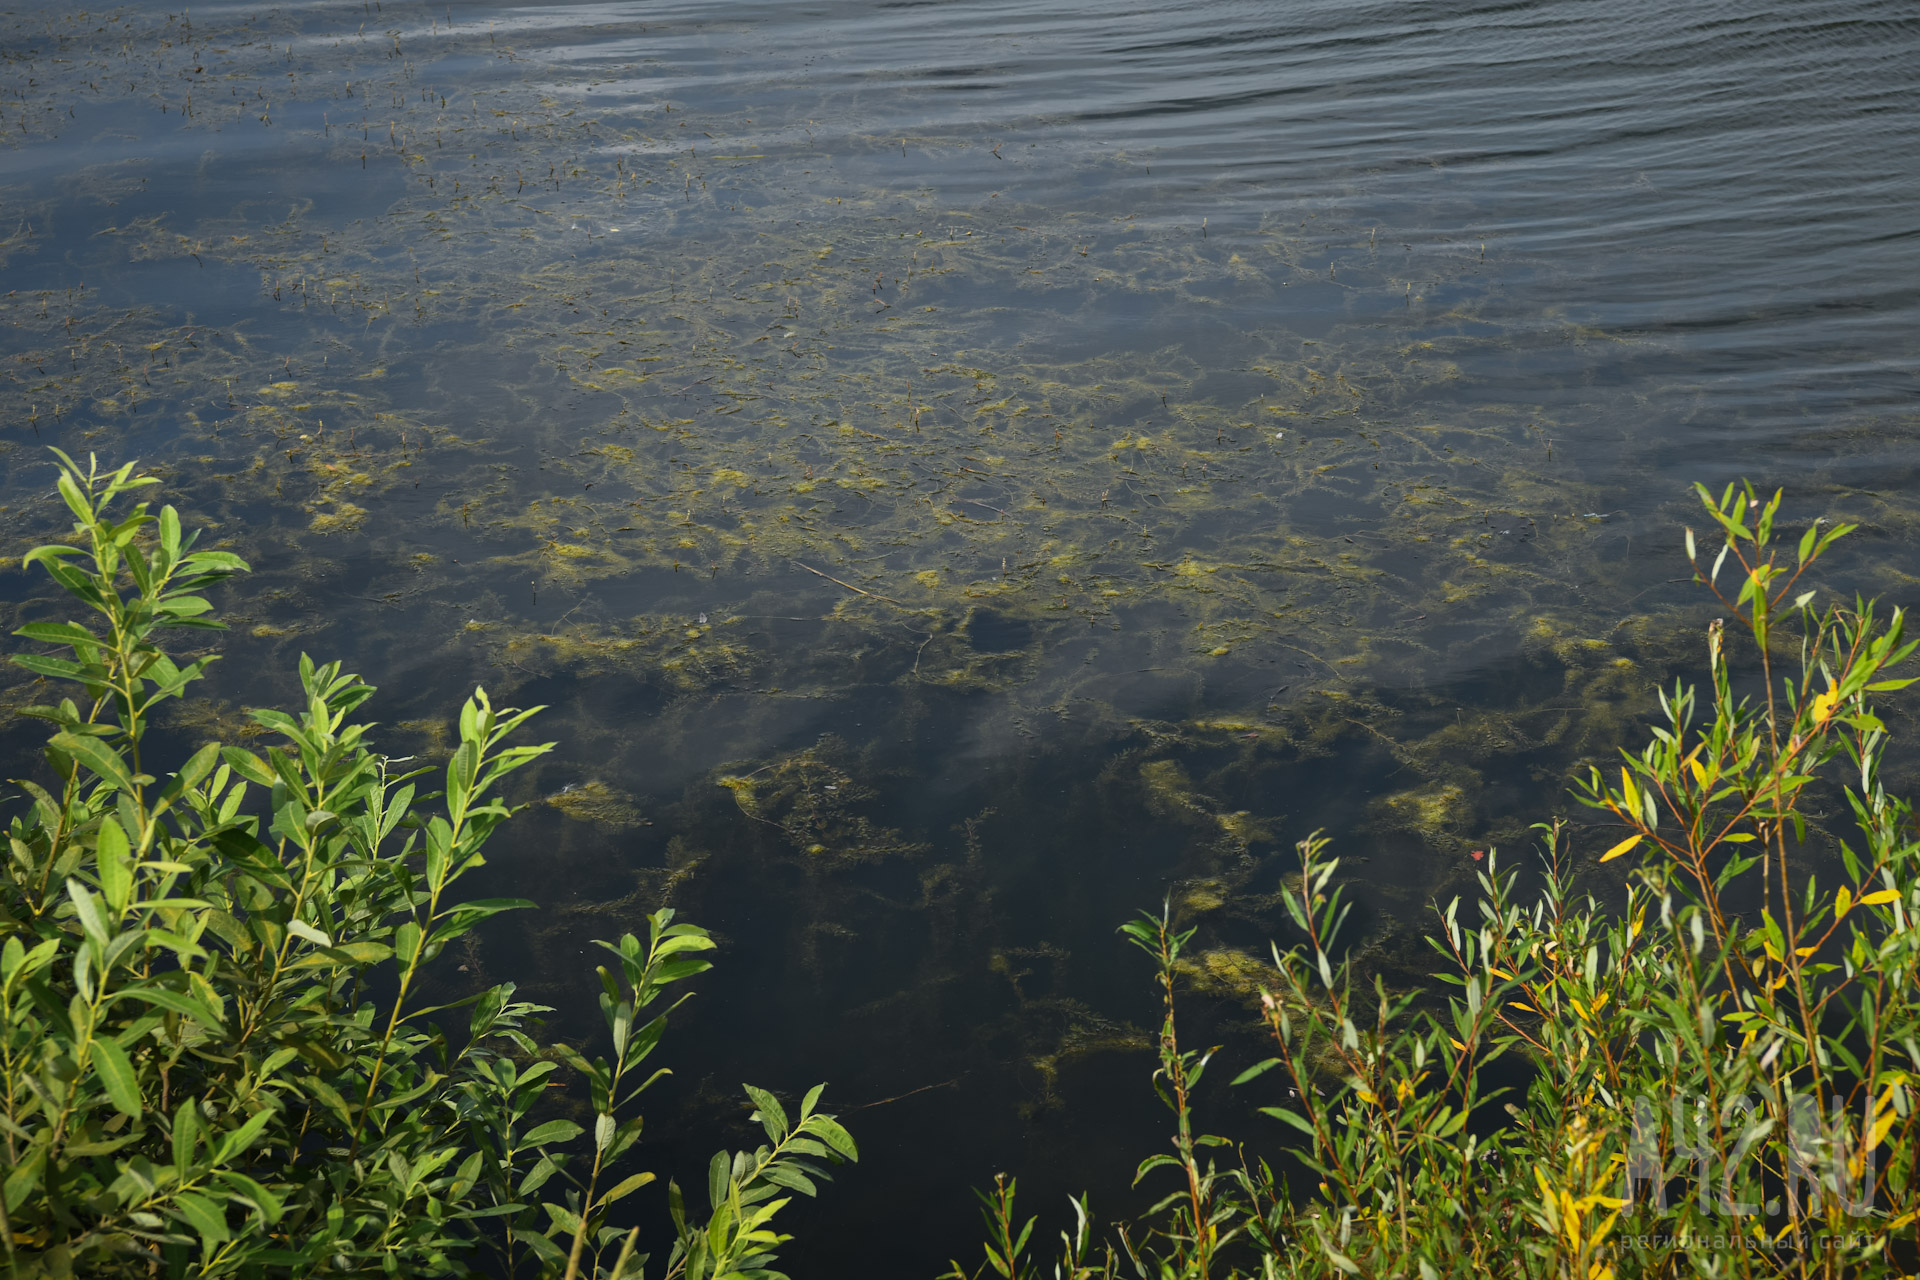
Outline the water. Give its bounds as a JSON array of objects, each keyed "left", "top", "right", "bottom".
[{"left": 3, "top": 0, "right": 1918, "bottom": 1271}]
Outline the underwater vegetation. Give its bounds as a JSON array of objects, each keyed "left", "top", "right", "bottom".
[{"left": 8, "top": 1, "right": 1920, "bottom": 1270}]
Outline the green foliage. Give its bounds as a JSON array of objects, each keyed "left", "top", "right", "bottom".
[
  {"left": 958, "top": 481, "right": 1920, "bottom": 1278},
  {"left": 0, "top": 452, "right": 852, "bottom": 1278}
]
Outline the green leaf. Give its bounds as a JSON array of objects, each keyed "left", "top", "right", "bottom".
[
  {"left": 518, "top": 1155, "right": 559, "bottom": 1198},
  {"left": 10, "top": 652, "right": 87, "bottom": 681},
  {"left": 215, "top": 1106, "right": 277, "bottom": 1163},
  {"left": 171, "top": 1190, "right": 231, "bottom": 1245},
  {"left": 174, "top": 1100, "right": 202, "bottom": 1177},
  {"left": 51, "top": 730, "right": 137, "bottom": 794},
  {"left": 303, "top": 1076, "right": 355, "bottom": 1125},
  {"left": 55, "top": 468, "right": 96, "bottom": 523},
  {"left": 67, "top": 877, "right": 111, "bottom": 951},
  {"left": 745, "top": 1084, "right": 789, "bottom": 1144},
  {"left": 433, "top": 897, "right": 537, "bottom": 941},
  {"left": 182, "top": 550, "right": 250, "bottom": 572},
  {"left": 288, "top": 940, "right": 395, "bottom": 970},
  {"left": 760, "top": 1163, "right": 819, "bottom": 1197},
  {"left": 106, "top": 982, "right": 225, "bottom": 1030},
  {"left": 804, "top": 1113, "right": 857, "bottom": 1161},
  {"left": 652, "top": 957, "right": 714, "bottom": 983},
  {"left": 1231, "top": 1057, "right": 1281, "bottom": 1087},
  {"left": 598, "top": 1171, "right": 656, "bottom": 1209},
  {"left": 219, "top": 747, "right": 277, "bottom": 788},
  {"left": 3, "top": 1149, "right": 46, "bottom": 1214},
  {"left": 286, "top": 919, "right": 333, "bottom": 948},
  {"left": 1259, "top": 1106, "right": 1321, "bottom": 1139},
  {"left": 97, "top": 815, "right": 134, "bottom": 915},
  {"left": 213, "top": 1170, "right": 284, "bottom": 1224},
  {"left": 92, "top": 1036, "right": 143, "bottom": 1118},
  {"left": 523, "top": 1119, "right": 584, "bottom": 1147},
  {"left": 14, "top": 620, "right": 106, "bottom": 648}
]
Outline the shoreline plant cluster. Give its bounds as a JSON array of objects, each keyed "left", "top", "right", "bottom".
[
  {"left": 0, "top": 453, "right": 854, "bottom": 1279},
  {"left": 5, "top": 457, "right": 1919, "bottom": 1279},
  {"left": 937, "top": 484, "right": 1920, "bottom": 1280}
]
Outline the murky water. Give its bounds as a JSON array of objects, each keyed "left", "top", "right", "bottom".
[{"left": 4, "top": 0, "right": 1919, "bottom": 1270}]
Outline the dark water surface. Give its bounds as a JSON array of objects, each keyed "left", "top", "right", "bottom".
[{"left": 3, "top": 0, "right": 1919, "bottom": 1271}]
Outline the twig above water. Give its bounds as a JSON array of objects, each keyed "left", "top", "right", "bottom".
[
  {"left": 791, "top": 559, "right": 901, "bottom": 605},
  {"left": 841, "top": 1077, "right": 963, "bottom": 1111}
]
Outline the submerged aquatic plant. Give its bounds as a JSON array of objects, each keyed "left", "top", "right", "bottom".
[
  {"left": 0, "top": 452, "right": 854, "bottom": 1278},
  {"left": 951, "top": 483, "right": 1920, "bottom": 1278}
]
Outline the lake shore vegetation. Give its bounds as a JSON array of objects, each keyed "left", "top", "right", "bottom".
[
  {"left": 6, "top": 457, "right": 1917, "bottom": 1279},
  {"left": 0, "top": 452, "right": 854, "bottom": 1279}
]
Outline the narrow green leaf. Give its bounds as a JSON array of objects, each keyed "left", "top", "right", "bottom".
[
  {"left": 522, "top": 1119, "right": 584, "bottom": 1147},
  {"left": 174, "top": 1099, "right": 202, "bottom": 1177},
  {"left": 97, "top": 816, "right": 133, "bottom": 916},
  {"left": 51, "top": 731, "right": 137, "bottom": 794},
  {"left": 171, "top": 1190, "right": 231, "bottom": 1245},
  {"left": 215, "top": 1107, "right": 277, "bottom": 1163},
  {"left": 219, "top": 747, "right": 277, "bottom": 788},
  {"left": 745, "top": 1084, "right": 789, "bottom": 1144},
  {"left": 67, "top": 877, "right": 111, "bottom": 951},
  {"left": 10, "top": 653, "right": 87, "bottom": 681},
  {"left": 804, "top": 1114, "right": 857, "bottom": 1161},
  {"left": 1231, "top": 1057, "right": 1282, "bottom": 1087},
  {"left": 92, "top": 1036, "right": 143, "bottom": 1118},
  {"left": 597, "top": 1171, "right": 656, "bottom": 1209},
  {"left": 105, "top": 982, "right": 225, "bottom": 1030},
  {"left": 1259, "top": 1107, "right": 1321, "bottom": 1139}
]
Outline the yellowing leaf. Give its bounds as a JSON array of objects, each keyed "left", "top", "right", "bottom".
[
  {"left": 1811, "top": 686, "right": 1841, "bottom": 724},
  {"left": 1835, "top": 886, "right": 1853, "bottom": 919},
  {"left": 1601, "top": 835, "right": 1641, "bottom": 863},
  {"left": 1867, "top": 1107, "right": 1899, "bottom": 1152},
  {"left": 1859, "top": 889, "right": 1901, "bottom": 906}
]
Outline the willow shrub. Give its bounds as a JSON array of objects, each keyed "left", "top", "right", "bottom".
[
  {"left": 0, "top": 452, "right": 856, "bottom": 1279},
  {"left": 951, "top": 484, "right": 1919, "bottom": 1280}
]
